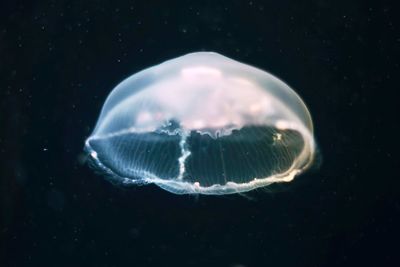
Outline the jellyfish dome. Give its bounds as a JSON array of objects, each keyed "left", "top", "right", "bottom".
[{"left": 84, "top": 52, "right": 316, "bottom": 195}]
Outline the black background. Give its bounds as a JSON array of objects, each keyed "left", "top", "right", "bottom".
[{"left": 1, "top": 1, "right": 398, "bottom": 266}]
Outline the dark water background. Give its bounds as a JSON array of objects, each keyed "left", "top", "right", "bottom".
[{"left": 1, "top": 1, "right": 398, "bottom": 266}]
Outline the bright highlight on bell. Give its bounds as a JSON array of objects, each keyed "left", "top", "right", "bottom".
[{"left": 84, "top": 52, "right": 316, "bottom": 195}]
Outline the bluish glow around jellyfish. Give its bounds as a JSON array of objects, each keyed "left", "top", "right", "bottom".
[{"left": 84, "top": 52, "right": 316, "bottom": 195}]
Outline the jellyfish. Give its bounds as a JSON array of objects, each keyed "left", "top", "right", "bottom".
[{"left": 84, "top": 52, "right": 316, "bottom": 195}]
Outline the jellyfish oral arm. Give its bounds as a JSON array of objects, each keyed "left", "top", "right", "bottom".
[{"left": 177, "top": 131, "right": 191, "bottom": 180}]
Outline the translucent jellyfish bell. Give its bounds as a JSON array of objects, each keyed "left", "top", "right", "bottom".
[{"left": 85, "top": 52, "right": 316, "bottom": 195}]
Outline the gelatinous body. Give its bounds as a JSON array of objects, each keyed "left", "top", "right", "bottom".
[{"left": 85, "top": 52, "right": 316, "bottom": 195}]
